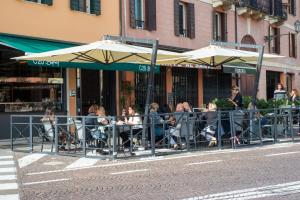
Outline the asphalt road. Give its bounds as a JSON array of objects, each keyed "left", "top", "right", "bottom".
[{"left": 14, "top": 143, "right": 300, "bottom": 200}]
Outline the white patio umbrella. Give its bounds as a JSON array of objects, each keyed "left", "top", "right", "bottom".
[
  {"left": 155, "top": 45, "right": 283, "bottom": 66},
  {"left": 12, "top": 39, "right": 184, "bottom": 64}
]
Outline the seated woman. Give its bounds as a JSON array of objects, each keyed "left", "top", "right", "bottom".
[
  {"left": 200, "top": 103, "right": 218, "bottom": 147},
  {"left": 85, "top": 104, "right": 100, "bottom": 144},
  {"left": 119, "top": 105, "right": 143, "bottom": 148},
  {"left": 149, "top": 103, "right": 165, "bottom": 144},
  {"left": 165, "top": 115, "right": 179, "bottom": 149}
]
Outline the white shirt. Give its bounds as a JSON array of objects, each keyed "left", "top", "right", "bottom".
[{"left": 128, "top": 113, "right": 143, "bottom": 129}]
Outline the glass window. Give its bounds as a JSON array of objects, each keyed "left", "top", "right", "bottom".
[
  {"left": 134, "top": 0, "right": 144, "bottom": 28},
  {"left": 0, "top": 47, "right": 65, "bottom": 112},
  {"left": 179, "top": 2, "right": 187, "bottom": 37}
]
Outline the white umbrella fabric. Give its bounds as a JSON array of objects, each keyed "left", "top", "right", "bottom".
[
  {"left": 12, "top": 39, "right": 184, "bottom": 64},
  {"left": 155, "top": 45, "right": 283, "bottom": 66}
]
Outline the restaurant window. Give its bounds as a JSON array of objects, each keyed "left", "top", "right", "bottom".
[
  {"left": 25, "top": 0, "right": 53, "bottom": 6},
  {"left": 0, "top": 46, "right": 65, "bottom": 112},
  {"left": 135, "top": 68, "right": 166, "bottom": 111},
  {"left": 213, "top": 12, "right": 227, "bottom": 42},
  {"left": 266, "top": 71, "right": 281, "bottom": 100},
  {"left": 203, "top": 70, "right": 231, "bottom": 104},
  {"left": 174, "top": 0, "right": 195, "bottom": 39},
  {"left": 289, "top": 33, "right": 297, "bottom": 58},
  {"left": 172, "top": 67, "right": 198, "bottom": 108},
  {"left": 70, "top": 0, "right": 101, "bottom": 15},
  {"left": 129, "top": 0, "right": 156, "bottom": 31}
]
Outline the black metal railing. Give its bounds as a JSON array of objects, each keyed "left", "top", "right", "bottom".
[{"left": 10, "top": 106, "right": 300, "bottom": 159}]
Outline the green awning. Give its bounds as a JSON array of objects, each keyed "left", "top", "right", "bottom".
[
  {"left": 0, "top": 34, "right": 78, "bottom": 53},
  {"left": 27, "top": 61, "right": 160, "bottom": 73},
  {"left": 223, "top": 62, "right": 256, "bottom": 74},
  {"left": 0, "top": 33, "right": 159, "bottom": 73}
]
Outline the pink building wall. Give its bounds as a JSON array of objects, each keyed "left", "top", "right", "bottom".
[
  {"left": 122, "top": 0, "right": 300, "bottom": 100},
  {"left": 122, "top": 0, "right": 212, "bottom": 49}
]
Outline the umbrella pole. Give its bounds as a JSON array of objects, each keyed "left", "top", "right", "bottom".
[
  {"left": 142, "top": 40, "right": 159, "bottom": 148},
  {"left": 251, "top": 45, "right": 265, "bottom": 107}
]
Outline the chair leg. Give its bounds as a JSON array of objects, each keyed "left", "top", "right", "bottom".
[
  {"left": 51, "top": 134, "right": 54, "bottom": 153},
  {"left": 41, "top": 135, "right": 44, "bottom": 152}
]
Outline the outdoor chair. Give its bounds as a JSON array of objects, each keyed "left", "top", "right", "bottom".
[{"left": 40, "top": 120, "right": 55, "bottom": 152}]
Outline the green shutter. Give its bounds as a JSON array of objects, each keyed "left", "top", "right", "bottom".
[
  {"left": 129, "top": 0, "right": 136, "bottom": 28},
  {"left": 90, "top": 0, "right": 101, "bottom": 16},
  {"left": 41, "top": 0, "right": 53, "bottom": 6},
  {"left": 187, "top": 3, "right": 195, "bottom": 39},
  {"left": 70, "top": 0, "right": 79, "bottom": 11},
  {"left": 174, "top": 0, "right": 180, "bottom": 36}
]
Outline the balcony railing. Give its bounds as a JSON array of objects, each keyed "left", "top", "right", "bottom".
[
  {"left": 267, "top": 1, "right": 287, "bottom": 23},
  {"left": 238, "top": 0, "right": 270, "bottom": 14}
]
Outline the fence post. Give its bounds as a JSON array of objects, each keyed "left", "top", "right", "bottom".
[
  {"left": 130, "top": 126, "right": 133, "bottom": 155},
  {"left": 229, "top": 111, "right": 235, "bottom": 149},
  {"left": 186, "top": 115, "right": 190, "bottom": 152},
  {"left": 111, "top": 117, "right": 117, "bottom": 160},
  {"left": 54, "top": 117, "right": 58, "bottom": 154},
  {"left": 29, "top": 116, "right": 33, "bottom": 153},
  {"left": 82, "top": 116, "right": 86, "bottom": 156},
  {"left": 289, "top": 108, "right": 294, "bottom": 142},
  {"left": 258, "top": 112, "right": 263, "bottom": 146},
  {"left": 273, "top": 108, "right": 278, "bottom": 143},
  {"left": 10, "top": 115, "right": 13, "bottom": 151},
  {"left": 217, "top": 110, "right": 222, "bottom": 150},
  {"left": 151, "top": 115, "right": 155, "bottom": 156}
]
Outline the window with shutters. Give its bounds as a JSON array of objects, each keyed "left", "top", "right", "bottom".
[
  {"left": 129, "top": 0, "right": 156, "bottom": 31},
  {"left": 70, "top": 0, "right": 101, "bottom": 16},
  {"left": 174, "top": 0, "right": 195, "bottom": 39},
  {"left": 288, "top": 0, "right": 296, "bottom": 15},
  {"left": 289, "top": 33, "right": 297, "bottom": 58},
  {"left": 213, "top": 12, "right": 227, "bottom": 42},
  {"left": 25, "top": 0, "right": 53, "bottom": 6},
  {"left": 271, "top": 27, "right": 280, "bottom": 54},
  {"left": 178, "top": 2, "right": 188, "bottom": 37}
]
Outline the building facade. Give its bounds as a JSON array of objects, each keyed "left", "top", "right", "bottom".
[
  {"left": 0, "top": 0, "right": 120, "bottom": 139},
  {"left": 120, "top": 0, "right": 300, "bottom": 111}
]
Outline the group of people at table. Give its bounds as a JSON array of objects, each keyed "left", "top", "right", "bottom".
[{"left": 40, "top": 83, "right": 300, "bottom": 152}]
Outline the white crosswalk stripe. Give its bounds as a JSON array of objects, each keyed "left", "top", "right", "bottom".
[
  {"left": 0, "top": 151, "right": 19, "bottom": 200},
  {"left": 18, "top": 153, "right": 47, "bottom": 168},
  {"left": 65, "top": 157, "right": 99, "bottom": 169}
]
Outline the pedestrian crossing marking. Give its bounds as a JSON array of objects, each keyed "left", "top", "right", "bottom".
[
  {"left": 65, "top": 157, "right": 99, "bottom": 169},
  {"left": 18, "top": 153, "right": 47, "bottom": 168}
]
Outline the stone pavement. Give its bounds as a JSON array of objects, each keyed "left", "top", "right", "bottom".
[
  {"left": 0, "top": 148, "right": 19, "bottom": 200},
  {"left": 12, "top": 142, "right": 300, "bottom": 200}
]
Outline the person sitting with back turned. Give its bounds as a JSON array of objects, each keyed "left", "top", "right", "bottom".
[
  {"left": 200, "top": 103, "right": 218, "bottom": 147},
  {"left": 85, "top": 104, "right": 100, "bottom": 145}
]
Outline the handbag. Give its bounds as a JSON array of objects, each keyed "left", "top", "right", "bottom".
[{"left": 90, "top": 128, "right": 107, "bottom": 140}]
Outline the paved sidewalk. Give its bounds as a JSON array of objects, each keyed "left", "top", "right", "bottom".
[{"left": 0, "top": 149, "right": 19, "bottom": 200}]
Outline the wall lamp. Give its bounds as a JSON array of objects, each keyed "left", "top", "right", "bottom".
[{"left": 264, "top": 20, "right": 300, "bottom": 42}]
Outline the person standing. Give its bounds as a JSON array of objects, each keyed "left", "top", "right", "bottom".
[
  {"left": 290, "top": 89, "right": 300, "bottom": 105},
  {"left": 273, "top": 83, "right": 287, "bottom": 101}
]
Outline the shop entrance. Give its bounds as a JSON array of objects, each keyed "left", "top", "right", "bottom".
[{"left": 80, "top": 69, "right": 116, "bottom": 115}]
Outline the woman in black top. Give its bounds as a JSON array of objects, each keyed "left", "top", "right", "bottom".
[{"left": 228, "top": 86, "right": 243, "bottom": 109}]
